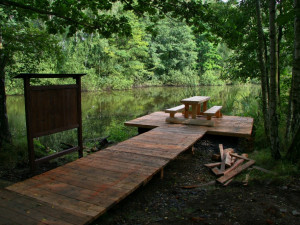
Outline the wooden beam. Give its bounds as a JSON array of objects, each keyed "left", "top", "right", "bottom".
[
  {"left": 230, "top": 153, "right": 251, "bottom": 161},
  {"left": 223, "top": 159, "right": 244, "bottom": 175},
  {"left": 211, "top": 167, "right": 223, "bottom": 176},
  {"left": 165, "top": 117, "right": 214, "bottom": 127},
  {"left": 217, "top": 160, "right": 255, "bottom": 184},
  {"left": 219, "top": 144, "right": 226, "bottom": 172},
  {"left": 204, "top": 162, "right": 221, "bottom": 168}
]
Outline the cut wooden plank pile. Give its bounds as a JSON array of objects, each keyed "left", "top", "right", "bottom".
[{"left": 204, "top": 144, "right": 255, "bottom": 186}]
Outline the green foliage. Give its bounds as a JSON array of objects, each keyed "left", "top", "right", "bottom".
[
  {"left": 249, "top": 149, "right": 299, "bottom": 183},
  {"left": 1, "top": 1, "right": 240, "bottom": 94},
  {"left": 149, "top": 18, "right": 198, "bottom": 86},
  {"left": 106, "top": 119, "right": 138, "bottom": 143},
  {"left": 199, "top": 70, "right": 224, "bottom": 86},
  {"left": 0, "top": 137, "right": 28, "bottom": 169}
]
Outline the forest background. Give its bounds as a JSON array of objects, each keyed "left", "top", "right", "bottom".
[{"left": 0, "top": 0, "right": 300, "bottom": 167}]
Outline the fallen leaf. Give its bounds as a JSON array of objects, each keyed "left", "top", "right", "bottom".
[
  {"left": 266, "top": 219, "right": 274, "bottom": 225},
  {"left": 191, "top": 217, "right": 205, "bottom": 222}
]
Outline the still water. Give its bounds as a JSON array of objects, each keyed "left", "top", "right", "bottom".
[{"left": 7, "top": 85, "right": 260, "bottom": 150}]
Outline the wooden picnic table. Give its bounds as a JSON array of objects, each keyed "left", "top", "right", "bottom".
[{"left": 181, "top": 96, "right": 210, "bottom": 119}]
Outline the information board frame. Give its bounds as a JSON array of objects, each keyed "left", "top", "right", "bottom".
[{"left": 15, "top": 73, "right": 86, "bottom": 171}]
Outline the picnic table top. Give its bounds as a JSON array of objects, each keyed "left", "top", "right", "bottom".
[{"left": 180, "top": 96, "right": 210, "bottom": 104}]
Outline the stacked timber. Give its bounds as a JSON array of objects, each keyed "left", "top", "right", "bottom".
[{"left": 204, "top": 144, "right": 255, "bottom": 186}]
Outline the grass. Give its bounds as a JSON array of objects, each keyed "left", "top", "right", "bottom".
[
  {"left": 0, "top": 138, "right": 29, "bottom": 170},
  {"left": 248, "top": 148, "right": 300, "bottom": 184}
]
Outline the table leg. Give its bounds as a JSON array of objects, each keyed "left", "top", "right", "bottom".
[
  {"left": 192, "top": 104, "right": 197, "bottom": 119},
  {"left": 203, "top": 101, "right": 208, "bottom": 112},
  {"left": 197, "top": 104, "right": 201, "bottom": 115},
  {"left": 184, "top": 104, "right": 189, "bottom": 118}
]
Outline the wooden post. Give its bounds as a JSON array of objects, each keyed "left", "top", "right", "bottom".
[
  {"left": 76, "top": 77, "right": 83, "bottom": 158},
  {"left": 15, "top": 73, "right": 86, "bottom": 171},
  {"left": 24, "top": 77, "right": 35, "bottom": 171},
  {"left": 191, "top": 104, "right": 197, "bottom": 119},
  {"left": 203, "top": 101, "right": 208, "bottom": 112},
  {"left": 160, "top": 168, "right": 164, "bottom": 179},
  {"left": 197, "top": 104, "right": 201, "bottom": 115},
  {"left": 184, "top": 104, "right": 189, "bottom": 118},
  {"left": 191, "top": 145, "right": 195, "bottom": 155}
]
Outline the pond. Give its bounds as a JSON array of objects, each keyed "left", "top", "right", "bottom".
[{"left": 7, "top": 85, "right": 260, "bottom": 152}]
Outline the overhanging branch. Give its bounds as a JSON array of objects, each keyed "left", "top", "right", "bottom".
[{"left": 0, "top": 0, "right": 97, "bottom": 29}]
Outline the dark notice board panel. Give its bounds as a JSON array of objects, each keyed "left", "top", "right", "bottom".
[
  {"left": 15, "top": 73, "right": 86, "bottom": 171},
  {"left": 29, "top": 85, "right": 79, "bottom": 138}
]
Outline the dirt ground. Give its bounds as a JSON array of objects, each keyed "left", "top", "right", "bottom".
[
  {"left": 1, "top": 134, "right": 300, "bottom": 225},
  {"left": 93, "top": 135, "right": 300, "bottom": 225}
]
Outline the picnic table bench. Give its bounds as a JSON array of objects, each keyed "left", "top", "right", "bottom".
[
  {"left": 165, "top": 105, "right": 185, "bottom": 118},
  {"left": 203, "top": 106, "right": 223, "bottom": 120},
  {"left": 180, "top": 96, "right": 210, "bottom": 119}
]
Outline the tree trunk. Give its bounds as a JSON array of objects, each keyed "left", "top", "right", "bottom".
[
  {"left": 287, "top": 126, "right": 300, "bottom": 162},
  {"left": 269, "top": 0, "right": 281, "bottom": 159},
  {"left": 255, "top": 0, "right": 270, "bottom": 140},
  {"left": 286, "top": 0, "right": 300, "bottom": 161},
  {"left": 0, "top": 51, "right": 11, "bottom": 147},
  {"left": 277, "top": 1, "right": 283, "bottom": 104},
  {"left": 263, "top": 36, "right": 270, "bottom": 99}
]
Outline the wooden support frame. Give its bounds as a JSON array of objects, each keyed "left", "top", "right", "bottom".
[{"left": 15, "top": 73, "right": 86, "bottom": 171}]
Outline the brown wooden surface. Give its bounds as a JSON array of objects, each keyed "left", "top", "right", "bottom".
[
  {"left": 203, "top": 106, "right": 223, "bottom": 116},
  {"left": 180, "top": 96, "right": 210, "bottom": 104},
  {"left": 29, "top": 85, "right": 78, "bottom": 138},
  {"left": 217, "top": 160, "right": 256, "bottom": 184},
  {"left": 125, "top": 111, "right": 254, "bottom": 137},
  {"left": 1, "top": 110, "right": 253, "bottom": 225},
  {"left": 2, "top": 124, "right": 206, "bottom": 225},
  {"left": 19, "top": 74, "right": 85, "bottom": 171}
]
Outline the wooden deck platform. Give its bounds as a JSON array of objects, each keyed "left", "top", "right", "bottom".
[
  {"left": 0, "top": 112, "right": 253, "bottom": 225},
  {"left": 125, "top": 111, "right": 254, "bottom": 137}
]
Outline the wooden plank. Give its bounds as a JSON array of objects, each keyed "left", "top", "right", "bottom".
[
  {"left": 203, "top": 106, "right": 222, "bottom": 116},
  {"left": 219, "top": 144, "right": 226, "bottom": 172},
  {"left": 59, "top": 162, "right": 126, "bottom": 180},
  {"left": 27, "top": 178, "right": 133, "bottom": 208},
  {"left": 230, "top": 153, "right": 251, "bottom": 161},
  {"left": 166, "top": 117, "right": 215, "bottom": 127},
  {"left": 181, "top": 96, "right": 210, "bottom": 104},
  {"left": 165, "top": 105, "right": 185, "bottom": 113},
  {"left": 111, "top": 142, "right": 185, "bottom": 155},
  {"left": 223, "top": 159, "right": 244, "bottom": 175},
  {"left": 0, "top": 197, "right": 74, "bottom": 225},
  {"left": 217, "top": 160, "right": 255, "bottom": 184},
  {"left": 7, "top": 185, "right": 104, "bottom": 218},
  {"left": 104, "top": 146, "right": 179, "bottom": 159},
  {"left": 0, "top": 110, "right": 255, "bottom": 225},
  {"left": 34, "top": 168, "right": 134, "bottom": 194},
  {"left": 125, "top": 112, "right": 254, "bottom": 138},
  {"left": 211, "top": 167, "right": 223, "bottom": 176},
  {"left": 225, "top": 152, "right": 232, "bottom": 167},
  {"left": 0, "top": 189, "right": 89, "bottom": 225},
  {"left": 89, "top": 150, "right": 167, "bottom": 169},
  {"left": 204, "top": 162, "right": 222, "bottom": 168},
  {"left": 120, "top": 138, "right": 186, "bottom": 150},
  {"left": 0, "top": 205, "right": 43, "bottom": 225},
  {"left": 130, "top": 133, "right": 189, "bottom": 145}
]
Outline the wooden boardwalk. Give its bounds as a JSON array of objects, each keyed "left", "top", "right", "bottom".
[{"left": 1, "top": 112, "right": 253, "bottom": 225}]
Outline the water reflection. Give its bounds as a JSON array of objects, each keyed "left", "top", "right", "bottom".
[{"left": 7, "top": 85, "right": 260, "bottom": 150}]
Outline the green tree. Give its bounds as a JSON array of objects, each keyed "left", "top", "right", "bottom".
[
  {"left": 0, "top": 0, "right": 208, "bottom": 146},
  {"left": 0, "top": 7, "right": 59, "bottom": 146},
  {"left": 149, "top": 18, "right": 199, "bottom": 85},
  {"left": 286, "top": 0, "right": 300, "bottom": 161}
]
